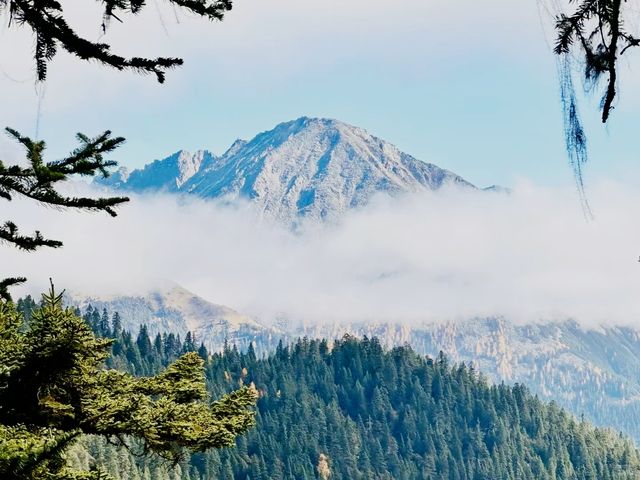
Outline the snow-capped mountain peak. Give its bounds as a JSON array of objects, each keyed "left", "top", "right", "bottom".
[{"left": 101, "top": 117, "right": 477, "bottom": 222}]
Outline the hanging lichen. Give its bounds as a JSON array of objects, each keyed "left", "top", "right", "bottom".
[
  {"left": 558, "top": 55, "right": 591, "bottom": 216},
  {"left": 553, "top": 0, "right": 638, "bottom": 209}
]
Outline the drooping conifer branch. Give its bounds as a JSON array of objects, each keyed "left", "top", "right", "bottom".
[
  {"left": 553, "top": 0, "right": 638, "bottom": 207},
  {"left": 554, "top": 0, "right": 637, "bottom": 124},
  {"left": 0, "top": 129, "right": 129, "bottom": 301},
  {"left": 0, "top": 0, "right": 232, "bottom": 82},
  {"left": 0, "top": 278, "right": 27, "bottom": 302}
]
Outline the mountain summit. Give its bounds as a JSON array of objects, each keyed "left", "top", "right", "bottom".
[{"left": 101, "top": 117, "right": 475, "bottom": 221}]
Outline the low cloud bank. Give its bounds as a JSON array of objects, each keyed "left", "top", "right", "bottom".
[{"left": 2, "top": 180, "right": 640, "bottom": 326}]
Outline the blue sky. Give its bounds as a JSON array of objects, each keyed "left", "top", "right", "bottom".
[
  {"left": 3, "top": 0, "right": 640, "bottom": 322},
  {"left": 0, "top": 0, "right": 639, "bottom": 189}
]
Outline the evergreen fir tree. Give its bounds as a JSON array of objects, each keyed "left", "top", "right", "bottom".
[
  {"left": 111, "top": 312, "right": 122, "bottom": 337},
  {"left": 0, "top": 289, "right": 257, "bottom": 478},
  {"left": 99, "top": 308, "right": 111, "bottom": 337}
]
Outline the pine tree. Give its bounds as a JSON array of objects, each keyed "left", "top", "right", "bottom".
[
  {"left": 111, "top": 312, "right": 122, "bottom": 337},
  {"left": 136, "top": 324, "right": 152, "bottom": 357},
  {"left": 99, "top": 308, "right": 112, "bottom": 337},
  {"left": 197, "top": 343, "right": 208, "bottom": 362},
  {"left": 0, "top": 289, "right": 258, "bottom": 478},
  {"left": 183, "top": 332, "right": 196, "bottom": 353}
]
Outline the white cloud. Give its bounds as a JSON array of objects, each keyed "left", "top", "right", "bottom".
[{"left": 3, "top": 180, "right": 640, "bottom": 327}]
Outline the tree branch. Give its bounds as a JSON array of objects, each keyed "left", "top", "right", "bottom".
[
  {"left": 0, "top": 129, "right": 130, "bottom": 300},
  {"left": 1, "top": 0, "right": 232, "bottom": 82}
]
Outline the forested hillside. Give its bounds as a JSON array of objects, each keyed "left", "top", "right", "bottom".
[
  {"left": 297, "top": 319, "right": 640, "bottom": 443},
  {"left": 19, "top": 297, "right": 635, "bottom": 480},
  {"left": 54, "top": 288, "right": 640, "bottom": 444}
]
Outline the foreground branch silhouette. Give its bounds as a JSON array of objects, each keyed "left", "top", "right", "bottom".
[
  {"left": 0, "top": 129, "right": 129, "bottom": 301},
  {"left": 553, "top": 0, "right": 639, "bottom": 201}
]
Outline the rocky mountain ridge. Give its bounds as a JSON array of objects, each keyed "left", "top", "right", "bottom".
[
  {"left": 99, "top": 117, "right": 477, "bottom": 222},
  {"left": 68, "top": 285, "right": 281, "bottom": 353}
]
